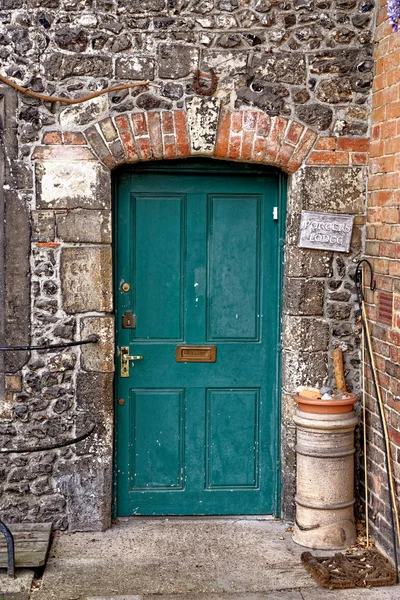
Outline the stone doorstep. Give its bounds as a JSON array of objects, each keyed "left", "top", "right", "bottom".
[{"left": 0, "top": 568, "right": 34, "bottom": 600}]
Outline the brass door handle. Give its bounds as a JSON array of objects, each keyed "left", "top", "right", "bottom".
[{"left": 120, "top": 346, "right": 143, "bottom": 378}]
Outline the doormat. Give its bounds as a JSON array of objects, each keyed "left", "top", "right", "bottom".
[{"left": 301, "top": 548, "right": 397, "bottom": 589}]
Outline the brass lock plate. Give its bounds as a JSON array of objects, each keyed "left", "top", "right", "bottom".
[
  {"left": 122, "top": 311, "right": 136, "bottom": 329},
  {"left": 176, "top": 345, "right": 216, "bottom": 363}
]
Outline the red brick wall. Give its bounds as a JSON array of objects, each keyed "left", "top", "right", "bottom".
[{"left": 365, "top": 0, "right": 400, "bottom": 553}]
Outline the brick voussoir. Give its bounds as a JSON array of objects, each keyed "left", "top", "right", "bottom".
[
  {"left": 163, "top": 134, "right": 177, "bottom": 160},
  {"left": 84, "top": 125, "right": 113, "bottom": 162},
  {"left": 263, "top": 116, "right": 289, "bottom": 165},
  {"left": 243, "top": 111, "right": 258, "bottom": 131},
  {"left": 161, "top": 111, "right": 175, "bottom": 136},
  {"left": 84, "top": 124, "right": 119, "bottom": 169},
  {"left": 285, "top": 122, "right": 304, "bottom": 147},
  {"left": 174, "top": 111, "right": 190, "bottom": 159},
  {"left": 276, "top": 142, "right": 296, "bottom": 168},
  {"left": 256, "top": 112, "right": 271, "bottom": 137},
  {"left": 147, "top": 112, "right": 163, "bottom": 160},
  {"left": 162, "top": 112, "right": 177, "bottom": 159},
  {"left": 251, "top": 136, "right": 267, "bottom": 162},
  {"left": 240, "top": 129, "right": 255, "bottom": 161},
  {"left": 114, "top": 114, "right": 139, "bottom": 162},
  {"left": 131, "top": 112, "right": 148, "bottom": 137},
  {"left": 33, "top": 112, "right": 331, "bottom": 174},
  {"left": 214, "top": 110, "right": 231, "bottom": 158},
  {"left": 286, "top": 128, "right": 318, "bottom": 171},
  {"left": 136, "top": 136, "right": 153, "bottom": 161},
  {"left": 231, "top": 110, "right": 243, "bottom": 134}
]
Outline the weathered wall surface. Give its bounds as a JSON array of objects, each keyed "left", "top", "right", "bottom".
[
  {"left": 0, "top": 0, "right": 374, "bottom": 134},
  {"left": 364, "top": 0, "right": 400, "bottom": 556},
  {"left": 0, "top": 0, "right": 374, "bottom": 530}
]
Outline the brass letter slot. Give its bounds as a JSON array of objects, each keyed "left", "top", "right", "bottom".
[{"left": 176, "top": 345, "right": 216, "bottom": 363}]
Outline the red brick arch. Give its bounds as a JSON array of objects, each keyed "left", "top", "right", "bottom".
[{"left": 37, "top": 108, "right": 369, "bottom": 172}]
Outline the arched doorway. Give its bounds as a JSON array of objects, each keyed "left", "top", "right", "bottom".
[{"left": 114, "top": 158, "right": 286, "bottom": 516}]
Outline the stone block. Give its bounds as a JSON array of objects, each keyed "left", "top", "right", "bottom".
[
  {"left": 284, "top": 279, "right": 324, "bottom": 316},
  {"left": 4, "top": 189, "right": 30, "bottom": 373},
  {"left": 252, "top": 51, "right": 307, "bottom": 85},
  {"left": 201, "top": 49, "right": 247, "bottom": 74},
  {"left": 60, "top": 96, "right": 108, "bottom": 129},
  {"left": 59, "top": 456, "right": 112, "bottom": 531},
  {"left": 44, "top": 53, "right": 112, "bottom": 80},
  {"left": 36, "top": 161, "right": 110, "bottom": 210},
  {"left": 32, "top": 210, "right": 55, "bottom": 242},
  {"left": 61, "top": 247, "right": 112, "bottom": 313},
  {"left": 295, "top": 104, "right": 333, "bottom": 131},
  {"left": 119, "top": 0, "right": 165, "bottom": 10},
  {"left": 326, "top": 302, "right": 352, "bottom": 320},
  {"left": 295, "top": 166, "right": 367, "bottom": 214},
  {"left": 158, "top": 44, "right": 199, "bottom": 79},
  {"left": 0, "top": 568, "right": 34, "bottom": 600},
  {"left": 282, "top": 350, "right": 328, "bottom": 390},
  {"left": 54, "top": 27, "right": 89, "bottom": 52},
  {"left": 115, "top": 56, "right": 155, "bottom": 80},
  {"left": 76, "top": 372, "right": 114, "bottom": 415},
  {"left": 350, "top": 224, "right": 363, "bottom": 249},
  {"left": 0, "top": 391, "right": 12, "bottom": 421},
  {"left": 237, "top": 82, "right": 290, "bottom": 115},
  {"left": 8, "top": 161, "right": 33, "bottom": 189},
  {"left": 282, "top": 315, "right": 329, "bottom": 352},
  {"left": 281, "top": 424, "right": 296, "bottom": 522},
  {"left": 309, "top": 49, "right": 359, "bottom": 75},
  {"left": 56, "top": 210, "right": 111, "bottom": 244},
  {"left": 284, "top": 246, "right": 332, "bottom": 277},
  {"left": 316, "top": 77, "right": 353, "bottom": 104},
  {"left": 80, "top": 316, "right": 115, "bottom": 372},
  {"left": 282, "top": 392, "right": 298, "bottom": 425},
  {"left": 187, "top": 97, "right": 221, "bottom": 155}
]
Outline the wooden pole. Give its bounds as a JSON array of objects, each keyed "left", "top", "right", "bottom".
[{"left": 332, "top": 348, "right": 347, "bottom": 392}]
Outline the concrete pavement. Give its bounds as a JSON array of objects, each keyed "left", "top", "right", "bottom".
[{"left": 1, "top": 518, "right": 400, "bottom": 600}]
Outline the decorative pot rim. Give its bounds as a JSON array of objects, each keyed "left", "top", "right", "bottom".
[{"left": 293, "top": 394, "right": 358, "bottom": 414}]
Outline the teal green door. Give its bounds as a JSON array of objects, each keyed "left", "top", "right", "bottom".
[{"left": 115, "top": 160, "right": 285, "bottom": 516}]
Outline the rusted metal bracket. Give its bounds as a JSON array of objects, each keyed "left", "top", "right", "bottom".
[{"left": 193, "top": 69, "right": 218, "bottom": 97}]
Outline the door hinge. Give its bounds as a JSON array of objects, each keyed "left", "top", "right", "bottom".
[
  {"left": 122, "top": 311, "right": 136, "bottom": 329},
  {"left": 273, "top": 207, "right": 278, "bottom": 221}
]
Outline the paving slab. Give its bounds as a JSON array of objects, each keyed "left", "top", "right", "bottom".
[
  {"left": 0, "top": 568, "right": 34, "bottom": 600},
  {"left": 30, "top": 518, "right": 317, "bottom": 600}
]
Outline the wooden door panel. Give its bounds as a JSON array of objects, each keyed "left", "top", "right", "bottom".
[
  {"left": 133, "top": 194, "right": 186, "bottom": 341},
  {"left": 205, "top": 388, "right": 260, "bottom": 489},
  {"left": 207, "top": 194, "right": 261, "bottom": 341},
  {"left": 129, "top": 388, "right": 185, "bottom": 491}
]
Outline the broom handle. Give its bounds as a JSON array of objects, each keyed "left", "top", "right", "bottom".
[
  {"left": 362, "top": 301, "right": 400, "bottom": 547},
  {"left": 362, "top": 320, "right": 369, "bottom": 546}
]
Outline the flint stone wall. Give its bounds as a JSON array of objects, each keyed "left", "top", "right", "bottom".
[
  {"left": 0, "top": 0, "right": 374, "bottom": 140},
  {"left": 0, "top": 0, "right": 373, "bottom": 530}
]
